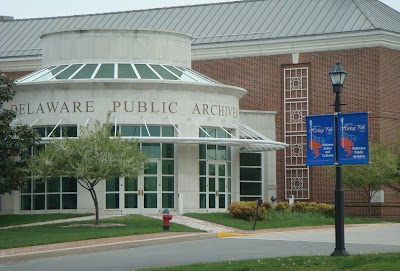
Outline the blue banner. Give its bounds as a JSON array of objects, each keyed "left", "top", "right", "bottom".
[
  {"left": 337, "top": 112, "right": 369, "bottom": 164},
  {"left": 306, "top": 115, "right": 335, "bottom": 166}
]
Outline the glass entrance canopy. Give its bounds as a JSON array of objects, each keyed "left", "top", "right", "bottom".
[{"left": 16, "top": 63, "right": 220, "bottom": 84}]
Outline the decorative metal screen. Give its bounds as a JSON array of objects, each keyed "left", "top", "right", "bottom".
[{"left": 283, "top": 67, "right": 310, "bottom": 199}]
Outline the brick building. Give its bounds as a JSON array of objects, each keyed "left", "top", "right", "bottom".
[{"left": 1, "top": 0, "right": 399, "bottom": 217}]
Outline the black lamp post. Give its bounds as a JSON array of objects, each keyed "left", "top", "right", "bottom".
[{"left": 329, "top": 62, "right": 350, "bottom": 256}]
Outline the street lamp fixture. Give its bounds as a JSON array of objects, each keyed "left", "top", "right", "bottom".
[{"left": 329, "top": 61, "right": 350, "bottom": 256}]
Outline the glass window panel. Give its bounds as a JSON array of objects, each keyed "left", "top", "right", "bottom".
[
  {"left": 240, "top": 196, "right": 259, "bottom": 202},
  {"left": 21, "top": 195, "right": 31, "bottom": 210},
  {"left": 162, "top": 144, "right": 174, "bottom": 158},
  {"left": 200, "top": 177, "right": 206, "bottom": 192},
  {"left": 144, "top": 193, "right": 157, "bottom": 208},
  {"left": 162, "top": 160, "right": 174, "bottom": 175},
  {"left": 125, "top": 193, "right": 138, "bottom": 208},
  {"left": 162, "top": 193, "right": 174, "bottom": 208},
  {"left": 200, "top": 194, "right": 206, "bottom": 208},
  {"left": 125, "top": 177, "right": 138, "bottom": 191},
  {"left": 47, "top": 194, "right": 60, "bottom": 209},
  {"left": 21, "top": 180, "right": 31, "bottom": 193},
  {"left": 142, "top": 143, "right": 160, "bottom": 158},
  {"left": 199, "top": 129, "right": 206, "bottom": 138},
  {"left": 219, "top": 164, "right": 225, "bottom": 177},
  {"left": 135, "top": 64, "right": 159, "bottom": 79},
  {"left": 118, "top": 64, "right": 137, "bottom": 79},
  {"left": 145, "top": 162, "right": 157, "bottom": 174},
  {"left": 240, "top": 182, "right": 262, "bottom": 196},
  {"left": 34, "top": 65, "right": 68, "bottom": 81},
  {"left": 228, "top": 194, "right": 231, "bottom": 206},
  {"left": 141, "top": 126, "right": 149, "bottom": 136},
  {"left": 209, "top": 164, "right": 215, "bottom": 176},
  {"left": 49, "top": 127, "right": 61, "bottom": 137},
  {"left": 216, "top": 129, "right": 225, "bottom": 138},
  {"left": 95, "top": 63, "right": 114, "bottom": 78},
  {"left": 199, "top": 161, "right": 206, "bottom": 175},
  {"left": 162, "top": 126, "right": 174, "bottom": 137},
  {"left": 228, "top": 162, "right": 231, "bottom": 177},
  {"left": 33, "top": 195, "right": 45, "bottom": 210},
  {"left": 63, "top": 126, "right": 77, "bottom": 137},
  {"left": 53, "top": 64, "right": 82, "bottom": 80},
  {"left": 240, "top": 168, "right": 262, "bottom": 181},
  {"left": 148, "top": 126, "right": 160, "bottom": 137},
  {"left": 184, "top": 68, "right": 215, "bottom": 84},
  {"left": 164, "top": 65, "right": 197, "bottom": 82},
  {"left": 199, "top": 145, "right": 206, "bottom": 159},
  {"left": 33, "top": 180, "right": 45, "bottom": 193},
  {"left": 209, "top": 178, "right": 215, "bottom": 192},
  {"left": 240, "top": 153, "right": 262, "bottom": 166},
  {"left": 150, "top": 65, "right": 178, "bottom": 80},
  {"left": 207, "top": 128, "right": 217, "bottom": 138},
  {"left": 121, "top": 126, "right": 140, "bottom": 136},
  {"left": 207, "top": 145, "right": 216, "bottom": 160},
  {"left": 219, "top": 178, "right": 225, "bottom": 192},
  {"left": 209, "top": 194, "right": 216, "bottom": 208},
  {"left": 34, "top": 127, "right": 46, "bottom": 137},
  {"left": 47, "top": 178, "right": 60, "bottom": 192},
  {"left": 106, "top": 194, "right": 119, "bottom": 209},
  {"left": 72, "top": 64, "right": 98, "bottom": 79},
  {"left": 162, "top": 176, "right": 174, "bottom": 191},
  {"left": 62, "top": 177, "right": 77, "bottom": 192},
  {"left": 228, "top": 178, "right": 231, "bottom": 193},
  {"left": 219, "top": 195, "right": 225, "bottom": 208},
  {"left": 144, "top": 177, "right": 157, "bottom": 191},
  {"left": 106, "top": 178, "right": 119, "bottom": 192},
  {"left": 217, "top": 146, "right": 226, "bottom": 160},
  {"left": 228, "top": 147, "right": 232, "bottom": 160},
  {"left": 18, "top": 67, "right": 51, "bottom": 83},
  {"left": 62, "top": 194, "right": 77, "bottom": 209}
]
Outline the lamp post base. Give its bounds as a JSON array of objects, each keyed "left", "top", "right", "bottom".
[{"left": 331, "top": 249, "right": 350, "bottom": 256}]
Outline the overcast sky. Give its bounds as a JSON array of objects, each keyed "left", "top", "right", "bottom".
[{"left": 1, "top": 0, "right": 400, "bottom": 19}]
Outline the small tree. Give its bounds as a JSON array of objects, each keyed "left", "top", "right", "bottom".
[
  {"left": 0, "top": 73, "right": 37, "bottom": 195},
  {"left": 341, "top": 144, "right": 398, "bottom": 216},
  {"left": 29, "top": 117, "right": 147, "bottom": 224},
  {"left": 386, "top": 130, "right": 400, "bottom": 193}
]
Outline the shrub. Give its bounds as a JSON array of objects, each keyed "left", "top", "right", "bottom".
[
  {"left": 290, "top": 201, "right": 335, "bottom": 217},
  {"left": 274, "top": 201, "right": 290, "bottom": 212},
  {"left": 228, "top": 201, "right": 266, "bottom": 221},
  {"left": 317, "top": 203, "right": 335, "bottom": 218},
  {"left": 262, "top": 201, "right": 273, "bottom": 212}
]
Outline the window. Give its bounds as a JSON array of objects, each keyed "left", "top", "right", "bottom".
[
  {"left": 21, "top": 177, "right": 77, "bottom": 210},
  {"left": 240, "top": 153, "right": 262, "bottom": 201}
]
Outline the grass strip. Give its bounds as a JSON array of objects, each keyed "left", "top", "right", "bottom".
[
  {"left": 140, "top": 253, "right": 400, "bottom": 271},
  {"left": 185, "top": 212, "right": 399, "bottom": 230},
  {"left": 0, "top": 215, "right": 200, "bottom": 249},
  {"left": 0, "top": 213, "right": 92, "bottom": 227}
]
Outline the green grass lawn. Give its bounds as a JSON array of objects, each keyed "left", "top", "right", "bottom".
[
  {"left": 185, "top": 212, "right": 399, "bottom": 230},
  {"left": 0, "top": 213, "right": 92, "bottom": 227},
  {"left": 139, "top": 253, "right": 400, "bottom": 271},
  {"left": 0, "top": 215, "right": 201, "bottom": 250}
]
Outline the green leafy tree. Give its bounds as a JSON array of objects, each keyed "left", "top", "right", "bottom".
[
  {"left": 385, "top": 130, "right": 400, "bottom": 192},
  {"left": 341, "top": 144, "right": 398, "bottom": 216},
  {"left": 29, "top": 117, "right": 147, "bottom": 224},
  {"left": 0, "top": 73, "right": 37, "bottom": 194}
]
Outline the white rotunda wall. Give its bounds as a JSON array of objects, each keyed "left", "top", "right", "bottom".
[{"left": 41, "top": 29, "right": 192, "bottom": 68}]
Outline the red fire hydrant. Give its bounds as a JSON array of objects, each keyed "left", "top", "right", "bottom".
[{"left": 162, "top": 208, "right": 173, "bottom": 231}]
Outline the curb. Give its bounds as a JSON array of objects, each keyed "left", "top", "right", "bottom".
[
  {"left": 0, "top": 233, "right": 218, "bottom": 264},
  {"left": 217, "top": 232, "right": 253, "bottom": 238}
]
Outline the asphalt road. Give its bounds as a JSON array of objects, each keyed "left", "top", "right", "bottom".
[{"left": 1, "top": 223, "right": 399, "bottom": 271}]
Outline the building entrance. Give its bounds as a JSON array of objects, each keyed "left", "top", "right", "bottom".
[{"left": 106, "top": 160, "right": 173, "bottom": 214}]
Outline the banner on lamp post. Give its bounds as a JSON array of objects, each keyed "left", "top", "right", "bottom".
[
  {"left": 337, "top": 112, "right": 369, "bottom": 164},
  {"left": 306, "top": 114, "right": 335, "bottom": 166}
]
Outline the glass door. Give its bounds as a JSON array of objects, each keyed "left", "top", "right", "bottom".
[
  {"left": 207, "top": 161, "right": 228, "bottom": 209},
  {"left": 122, "top": 161, "right": 161, "bottom": 213}
]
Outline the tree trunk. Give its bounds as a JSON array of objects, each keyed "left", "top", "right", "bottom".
[{"left": 89, "top": 186, "right": 100, "bottom": 225}]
